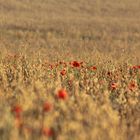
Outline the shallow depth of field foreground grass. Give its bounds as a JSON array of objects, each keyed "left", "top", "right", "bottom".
[{"left": 0, "top": 0, "right": 140, "bottom": 140}]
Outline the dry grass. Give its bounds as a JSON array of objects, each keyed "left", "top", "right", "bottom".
[{"left": 0, "top": 0, "right": 140, "bottom": 140}]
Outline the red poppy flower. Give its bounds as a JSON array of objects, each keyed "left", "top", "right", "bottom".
[
  {"left": 90, "top": 66, "right": 97, "bottom": 70},
  {"left": 49, "top": 64, "right": 53, "bottom": 70},
  {"left": 71, "top": 61, "right": 80, "bottom": 68},
  {"left": 60, "top": 69, "right": 66, "bottom": 76},
  {"left": 131, "top": 65, "right": 140, "bottom": 70},
  {"left": 111, "top": 83, "right": 117, "bottom": 90},
  {"left": 43, "top": 102, "right": 53, "bottom": 112},
  {"left": 128, "top": 81, "right": 136, "bottom": 91},
  {"left": 42, "top": 127, "right": 54, "bottom": 137},
  {"left": 57, "top": 89, "right": 68, "bottom": 100},
  {"left": 11, "top": 105, "right": 22, "bottom": 118}
]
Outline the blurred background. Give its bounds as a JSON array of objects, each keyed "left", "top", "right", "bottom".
[{"left": 0, "top": 0, "right": 140, "bottom": 63}]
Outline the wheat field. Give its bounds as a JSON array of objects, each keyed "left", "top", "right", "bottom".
[{"left": 0, "top": 0, "right": 140, "bottom": 140}]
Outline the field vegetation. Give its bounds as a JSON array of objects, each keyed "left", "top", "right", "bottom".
[{"left": 0, "top": 0, "right": 140, "bottom": 140}]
